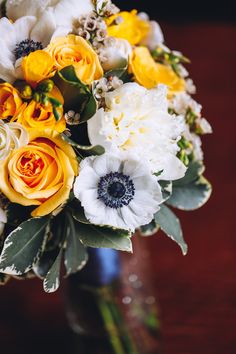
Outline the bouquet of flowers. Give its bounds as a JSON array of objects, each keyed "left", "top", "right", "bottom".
[{"left": 0, "top": 0, "right": 212, "bottom": 293}]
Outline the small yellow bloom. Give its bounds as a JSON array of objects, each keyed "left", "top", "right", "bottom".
[
  {"left": 0, "top": 129, "right": 78, "bottom": 217},
  {"left": 14, "top": 86, "right": 65, "bottom": 133},
  {"left": 106, "top": 10, "right": 150, "bottom": 46},
  {"left": 0, "top": 83, "right": 23, "bottom": 119},
  {"left": 46, "top": 35, "right": 103, "bottom": 85},
  {"left": 129, "top": 46, "right": 185, "bottom": 94},
  {"left": 22, "top": 50, "right": 56, "bottom": 87}
]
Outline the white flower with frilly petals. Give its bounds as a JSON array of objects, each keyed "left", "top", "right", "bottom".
[
  {"left": 0, "top": 207, "right": 7, "bottom": 236},
  {"left": 0, "top": 120, "right": 29, "bottom": 161},
  {"left": 0, "top": 15, "right": 56, "bottom": 82},
  {"left": 74, "top": 153, "right": 163, "bottom": 231},
  {"left": 98, "top": 37, "right": 132, "bottom": 72},
  {"left": 88, "top": 83, "right": 186, "bottom": 181}
]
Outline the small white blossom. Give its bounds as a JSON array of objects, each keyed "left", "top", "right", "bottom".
[
  {"left": 170, "top": 92, "right": 202, "bottom": 116},
  {"left": 186, "top": 78, "right": 197, "bottom": 94},
  {"left": 65, "top": 111, "right": 80, "bottom": 125},
  {"left": 98, "top": 37, "right": 132, "bottom": 72}
]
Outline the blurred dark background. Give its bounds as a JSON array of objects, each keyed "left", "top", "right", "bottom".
[{"left": 0, "top": 1, "right": 236, "bottom": 354}]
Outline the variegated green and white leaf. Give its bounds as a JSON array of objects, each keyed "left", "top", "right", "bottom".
[
  {"left": 43, "top": 249, "right": 63, "bottom": 293},
  {"left": 0, "top": 217, "right": 50, "bottom": 275},
  {"left": 167, "top": 176, "right": 212, "bottom": 210},
  {"left": 64, "top": 213, "right": 88, "bottom": 276},
  {"left": 75, "top": 222, "right": 133, "bottom": 252},
  {"left": 155, "top": 205, "right": 188, "bottom": 255},
  {"left": 139, "top": 220, "right": 159, "bottom": 237}
]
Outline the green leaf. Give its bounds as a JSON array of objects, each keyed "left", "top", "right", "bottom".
[
  {"left": 72, "top": 205, "right": 91, "bottom": 224},
  {"left": 61, "top": 134, "right": 105, "bottom": 156},
  {"left": 139, "top": 220, "right": 159, "bottom": 237},
  {"left": 43, "top": 249, "right": 63, "bottom": 293},
  {"left": 58, "top": 66, "right": 90, "bottom": 93},
  {"left": 167, "top": 176, "right": 212, "bottom": 211},
  {"left": 75, "top": 221, "right": 133, "bottom": 252},
  {"left": 80, "top": 93, "right": 97, "bottom": 123},
  {"left": 64, "top": 213, "right": 88, "bottom": 276},
  {"left": 56, "top": 66, "right": 97, "bottom": 122},
  {"left": 0, "top": 217, "right": 50, "bottom": 275},
  {"left": 154, "top": 205, "right": 187, "bottom": 255}
]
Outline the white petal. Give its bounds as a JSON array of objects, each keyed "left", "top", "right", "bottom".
[
  {"left": 6, "top": 0, "right": 50, "bottom": 20},
  {"left": 91, "top": 154, "right": 121, "bottom": 177},
  {"left": 158, "top": 154, "right": 187, "bottom": 181},
  {"left": 14, "top": 16, "right": 37, "bottom": 44},
  {"left": 74, "top": 167, "right": 99, "bottom": 198},
  {"left": 53, "top": 0, "right": 93, "bottom": 27},
  {"left": 0, "top": 208, "right": 7, "bottom": 224},
  {"left": 31, "top": 10, "right": 56, "bottom": 47}
]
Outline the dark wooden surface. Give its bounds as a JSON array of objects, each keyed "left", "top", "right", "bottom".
[{"left": 0, "top": 23, "right": 235, "bottom": 354}]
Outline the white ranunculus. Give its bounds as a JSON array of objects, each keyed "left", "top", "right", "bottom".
[
  {"left": 6, "top": 0, "right": 94, "bottom": 28},
  {"left": 0, "top": 15, "right": 56, "bottom": 82},
  {"left": 0, "top": 207, "right": 7, "bottom": 236},
  {"left": 141, "top": 20, "right": 164, "bottom": 51},
  {"left": 88, "top": 83, "right": 186, "bottom": 181},
  {"left": 74, "top": 152, "right": 162, "bottom": 231},
  {"left": 0, "top": 120, "right": 29, "bottom": 161},
  {"left": 99, "top": 37, "right": 132, "bottom": 72}
]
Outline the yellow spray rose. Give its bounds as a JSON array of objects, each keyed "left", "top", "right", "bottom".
[
  {"left": 107, "top": 10, "right": 150, "bottom": 46},
  {"left": 129, "top": 46, "right": 185, "bottom": 95},
  {"left": 0, "top": 129, "right": 78, "bottom": 217},
  {"left": 46, "top": 35, "right": 103, "bottom": 85},
  {"left": 0, "top": 83, "right": 23, "bottom": 119},
  {"left": 14, "top": 86, "right": 66, "bottom": 133},
  {"left": 22, "top": 50, "right": 56, "bottom": 87}
]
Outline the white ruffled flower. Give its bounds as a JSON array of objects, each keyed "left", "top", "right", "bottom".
[
  {"left": 0, "top": 15, "right": 56, "bottom": 82},
  {"left": 0, "top": 207, "right": 7, "bottom": 236},
  {"left": 74, "top": 152, "right": 163, "bottom": 231},
  {"left": 98, "top": 37, "right": 132, "bottom": 72},
  {"left": 88, "top": 83, "right": 186, "bottom": 181},
  {"left": 0, "top": 120, "right": 29, "bottom": 160}
]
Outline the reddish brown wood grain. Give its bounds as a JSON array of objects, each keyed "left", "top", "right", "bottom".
[{"left": 0, "top": 23, "right": 235, "bottom": 354}]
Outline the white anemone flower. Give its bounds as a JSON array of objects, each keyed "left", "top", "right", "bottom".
[
  {"left": 0, "top": 14, "right": 56, "bottom": 83},
  {"left": 0, "top": 120, "right": 29, "bottom": 160},
  {"left": 6, "top": 0, "right": 94, "bottom": 29},
  {"left": 88, "top": 83, "right": 187, "bottom": 181},
  {"left": 0, "top": 207, "right": 7, "bottom": 236},
  {"left": 74, "top": 153, "right": 163, "bottom": 231}
]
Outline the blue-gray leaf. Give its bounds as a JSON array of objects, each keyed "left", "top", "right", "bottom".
[{"left": 155, "top": 205, "right": 188, "bottom": 255}]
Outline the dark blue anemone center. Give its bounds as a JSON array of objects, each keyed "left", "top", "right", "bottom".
[
  {"left": 98, "top": 172, "right": 135, "bottom": 209},
  {"left": 14, "top": 39, "right": 43, "bottom": 60}
]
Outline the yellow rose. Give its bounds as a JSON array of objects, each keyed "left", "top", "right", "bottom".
[
  {"left": 0, "top": 129, "right": 78, "bottom": 217},
  {"left": 106, "top": 10, "right": 150, "bottom": 46},
  {"left": 129, "top": 46, "right": 185, "bottom": 94},
  {"left": 46, "top": 35, "right": 103, "bottom": 85},
  {"left": 14, "top": 86, "right": 66, "bottom": 133},
  {"left": 22, "top": 50, "right": 56, "bottom": 87},
  {"left": 0, "top": 83, "right": 23, "bottom": 119}
]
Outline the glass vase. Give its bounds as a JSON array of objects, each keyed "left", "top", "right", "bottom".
[{"left": 65, "top": 234, "right": 162, "bottom": 354}]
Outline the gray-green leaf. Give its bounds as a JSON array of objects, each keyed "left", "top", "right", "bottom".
[
  {"left": 75, "top": 222, "right": 133, "bottom": 252},
  {"left": 0, "top": 217, "right": 50, "bottom": 275},
  {"left": 43, "top": 249, "right": 63, "bottom": 293},
  {"left": 64, "top": 213, "right": 88, "bottom": 276},
  {"left": 155, "top": 205, "right": 188, "bottom": 255},
  {"left": 167, "top": 176, "right": 212, "bottom": 210}
]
